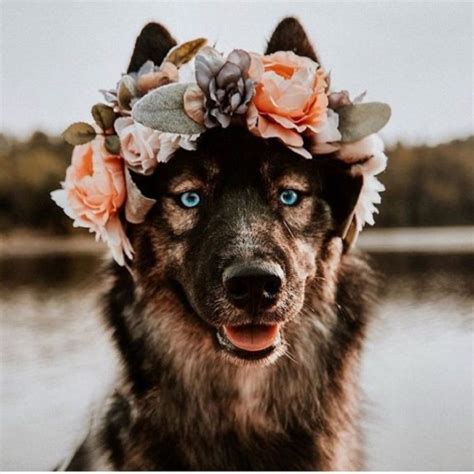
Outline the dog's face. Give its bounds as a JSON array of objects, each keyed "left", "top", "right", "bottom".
[
  {"left": 130, "top": 128, "right": 361, "bottom": 365},
  {"left": 123, "top": 20, "right": 362, "bottom": 366}
]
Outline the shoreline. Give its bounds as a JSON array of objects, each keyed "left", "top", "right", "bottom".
[
  {"left": 357, "top": 226, "right": 473, "bottom": 253},
  {"left": 0, "top": 226, "right": 472, "bottom": 257}
]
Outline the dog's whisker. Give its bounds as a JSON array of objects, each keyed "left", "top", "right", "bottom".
[
  {"left": 282, "top": 219, "right": 296, "bottom": 239},
  {"left": 280, "top": 344, "right": 299, "bottom": 366}
]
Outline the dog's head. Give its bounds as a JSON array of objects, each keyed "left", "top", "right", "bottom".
[{"left": 126, "top": 19, "right": 363, "bottom": 365}]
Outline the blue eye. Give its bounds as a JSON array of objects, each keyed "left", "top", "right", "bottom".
[
  {"left": 279, "top": 189, "right": 300, "bottom": 206},
  {"left": 179, "top": 191, "right": 201, "bottom": 208}
]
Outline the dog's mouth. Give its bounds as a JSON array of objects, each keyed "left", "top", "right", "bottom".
[{"left": 217, "top": 323, "right": 283, "bottom": 361}]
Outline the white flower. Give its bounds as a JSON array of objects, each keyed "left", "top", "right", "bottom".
[
  {"left": 354, "top": 175, "right": 386, "bottom": 230},
  {"left": 336, "top": 133, "right": 384, "bottom": 164},
  {"left": 157, "top": 133, "right": 200, "bottom": 163},
  {"left": 114, "top": 117, "right": 162, "bottom": 175}
]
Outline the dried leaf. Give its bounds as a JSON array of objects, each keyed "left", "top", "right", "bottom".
[
  {"left": 164, "top": 38, "right": 208, "bottom": 67},
  {"left": 342, "top": 216, "right": 360, "bottom": 251},
  {"left": 124, "top": 168, "right": 157, "bottom": 224},
  {"left": 132, "top": 83, "right": 206, "bottom": 134},
  {"left": 338, "top": 102, "right": 391, "bottom": 143},
  {"left": 117, "top": 75, "right": 137, "bottom": 110},
  {"left": 62, "top": 122, "right": 96, "bottom": 145},
  {"left": 104, "top": 135, "right": 121, "bottom": 154},
  {"left": 91, "top": 103, "right": 116, "bottom": 131}
]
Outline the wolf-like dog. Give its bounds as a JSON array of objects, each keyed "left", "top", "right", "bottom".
[{"left": 64, "top": 18, "right": 376, "bottom": 470}]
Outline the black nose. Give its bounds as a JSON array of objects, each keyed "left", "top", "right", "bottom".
[{"left": 223, "top": 262, "right": 283, "bottom": 312}]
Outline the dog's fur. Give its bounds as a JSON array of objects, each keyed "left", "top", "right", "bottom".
[{"left": 64, "top": 18, "right": 376, "bottom": 470}]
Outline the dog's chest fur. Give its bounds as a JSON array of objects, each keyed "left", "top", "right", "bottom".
[
  {"left": 101, "top": 356, "right": 324, "bottom": 469},
  {"left": 118, "top": 366, "right": 320, "bottom": 469},
  {"left": 69, "top": 251, "right": 373, "bottom": 471}
]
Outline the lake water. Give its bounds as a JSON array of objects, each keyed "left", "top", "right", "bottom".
[{"left": 0, "top": 250, "right": 472, "bottom": 470}]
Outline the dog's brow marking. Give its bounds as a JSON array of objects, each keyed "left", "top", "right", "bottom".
[
  {"left": 277, "top": 172, "right": 310, "bottom": 192},
  {"left": 169, "top": 177, "right": 204, "bottom": 193}
]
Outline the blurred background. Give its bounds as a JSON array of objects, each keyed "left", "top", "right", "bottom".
[{"left": 0, "top": 0, "right": 472, "bottom": 470}]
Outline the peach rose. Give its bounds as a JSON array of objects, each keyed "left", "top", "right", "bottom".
[
  {"left": 247, "top": 51, "right": 329, "bottom": 158},
  {"left": 51, "top": 136, "right": 133, "bottom": 265},
  {"left": 115, "top": 117, "right": 161, "bottom": 175}
]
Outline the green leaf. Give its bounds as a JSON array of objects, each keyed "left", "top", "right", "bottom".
[
  {"left": 91, "top": 104, "right": 116, "bottom": 131},
  {"left": 338, "top": 102, "right": 391, "bottom": 143},
  {"left": 104, "top": 135, "right": 121, "bottom": 154},
  {"left": 62, "top": 122, "right": 96, "bottom": 145},
  {"left": 117, "top": 75, "right": 137, "bottom": 110},
  {"left": 132, "top": 83, "right": 206, "bottom": 135}
]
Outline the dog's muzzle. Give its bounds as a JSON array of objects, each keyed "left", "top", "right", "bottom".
[{"left": 222, "top": 261, "right": 284, "bottom": 314}]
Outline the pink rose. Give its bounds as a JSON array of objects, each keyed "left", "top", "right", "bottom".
[
  {"left": 51, "top": 136, "right": 133, "bottom": 265},
  {"left": 247, "top": 51, "right": 329, "bottom": 158},
  {"left": 115, "top": 117, "right": 162, "bottom": 175},
  {"left": 136, "top": 61, "right": 179, "bottom": 95}
]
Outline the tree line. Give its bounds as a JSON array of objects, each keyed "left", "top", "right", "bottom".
[{"left": 0, "top": 131, "right": 472, "bottom": 235}]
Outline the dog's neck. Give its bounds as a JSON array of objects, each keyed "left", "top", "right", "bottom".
[{"left": 100, "top": 247, "right": 374, "bottom": 469}]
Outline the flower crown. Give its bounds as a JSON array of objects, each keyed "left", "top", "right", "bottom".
[{"left": 52, "top": 38, "right": 391, "bottom": 266}]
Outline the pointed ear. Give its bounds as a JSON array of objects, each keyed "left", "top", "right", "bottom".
[
  {"left": 127, "top": 23, "right": 177, "bottom": 73},
  {"left": 265, "top": 17, "right": 319, "bottom": 63}
]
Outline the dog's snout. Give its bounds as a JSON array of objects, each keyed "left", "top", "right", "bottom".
[{"left": 223, "top": 262, "right": 283, "bottom": 312}]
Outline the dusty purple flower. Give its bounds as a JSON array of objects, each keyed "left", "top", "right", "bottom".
[
  {"left": 327, "top": 90, "right": 367, "bottom": 110},
  {"left": 195, "top": 47, "right": 254, "bottom": 128},
  {"left": 328, "top": 90, "right": 352, "bottom": 110}
]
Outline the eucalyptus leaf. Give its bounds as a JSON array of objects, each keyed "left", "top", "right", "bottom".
[
  {"left": 62, "top": 122, "right": 96, "bottom": 145},
  {"left": 132, "top": 83, "right": 206, "bottom": 134},
  {"left": 104, "top": 135, "right": 121, "bottom": 154},
  {"left": 91, "top": 103, "right": 116, "bottom": 131},
  {"left": 338, "top": 102, "right": 391, "bottom": 143},
  {"left": 164, "top": 38, "right": 208, "bottom": 67},
  {"left": 117, "top": 75, "right": 137, "bottom": 110}
]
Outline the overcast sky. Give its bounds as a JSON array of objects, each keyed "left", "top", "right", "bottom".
[{"left": 1, "top": 0, "right": 472, "bottom": 145}]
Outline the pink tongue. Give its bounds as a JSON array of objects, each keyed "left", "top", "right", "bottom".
[{"left": 224, "top": 324, "right": 279, "bottom": 352}]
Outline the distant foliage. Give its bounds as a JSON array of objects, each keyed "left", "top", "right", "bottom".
[
  {"left": 0, "top": 132, "right": 472, "bottom": 234},
  {"left": 0, "top": 132, "right": 76, "bottom": 234},
  {"left": 377, "top": 136, "right": 474, "bottom": 227}
]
